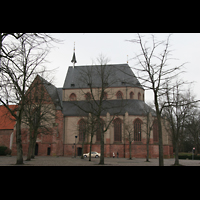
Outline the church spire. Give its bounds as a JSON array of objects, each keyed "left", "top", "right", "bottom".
[{"left": 71, "top": 42, "right": 77, "bottom": 68}]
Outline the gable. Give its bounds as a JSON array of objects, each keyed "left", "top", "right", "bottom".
[{"left": 26, "top": 75, "right": 62, "bottom": 110}]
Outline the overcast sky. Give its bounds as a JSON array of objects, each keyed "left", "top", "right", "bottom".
[{"left": 46, "top": 33, "right": 200, "bottom": 103}]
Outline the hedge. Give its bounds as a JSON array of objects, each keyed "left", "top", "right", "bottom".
[
  {"left": 0, "top": 146, "right": 11, "bottom": 156},
  {"left": 178, "top": 154, "right": 200, "bottom": 160}
]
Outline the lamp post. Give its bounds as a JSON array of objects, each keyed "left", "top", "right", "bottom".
[
  {"left": 74, "top": 135, "right": 77, "bottom": 158},
  {"left": 192, "top": 147, "right": 195, "bottom": 160}
]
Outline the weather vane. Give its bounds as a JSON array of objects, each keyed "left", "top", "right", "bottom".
[{"left": 71, "top": 42, "right": 77, "bottom": 68}]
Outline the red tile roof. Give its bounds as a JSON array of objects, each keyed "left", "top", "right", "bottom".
[{"left": 0, "top": 105, "right": 17, "bottom": 130}]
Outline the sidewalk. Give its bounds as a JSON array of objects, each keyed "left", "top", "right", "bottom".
[{"left": 1, "top": 156, "right": 200, "bottom": 166}]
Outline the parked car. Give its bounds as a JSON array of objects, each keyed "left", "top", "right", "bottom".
[{"left": 83, "top": 151, "right": 101, "bottom": 158}]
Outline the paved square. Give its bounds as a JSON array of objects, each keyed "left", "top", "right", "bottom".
[{"left": 1, "top": 156, "right": 200, "bottom": 166}]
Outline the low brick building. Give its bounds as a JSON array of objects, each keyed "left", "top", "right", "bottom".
[
  {"left": 11, "top": 75, "right": 64, "bottom": 157},
  {"left": 0, "top": 105, "right": 17, "bottom": 150}
]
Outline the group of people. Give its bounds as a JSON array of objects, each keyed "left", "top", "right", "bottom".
[{"left": 113, "top": 152, "right": 119, "bottom": 158}]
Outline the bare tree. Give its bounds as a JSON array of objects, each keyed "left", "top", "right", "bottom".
[
  {"left": 162, "top": 82, "right": 199, "bottom": 165},
  {"left": 142, "top": 105, "right": 154, "bottom": 162},
  {"left": 0, "top": 34, "right": 59, "bottom": 164},
  {"left": 71, "top": 55, "right": 126, "bottom": 164},
  {"left": 127, "top": 34, "right": 186, "bottom": 166},
  {"left": 124, "top": 116, "right": 134, "bottom": 159},
  {"left": 184, "top": 108, "right": 200, "bottom": 155},
  {"left": 22, "top": 75, "right": 59, "bottom": 161}
]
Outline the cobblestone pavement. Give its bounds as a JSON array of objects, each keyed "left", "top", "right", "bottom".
[{"left": 1, "top": 156, "right": 200, "bottom": 166}]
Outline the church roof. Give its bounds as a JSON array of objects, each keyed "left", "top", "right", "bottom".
[
  {"left": 37, "top": 75, "right": 62, "bottom": 110},
  {"left": 63, "top": 64, "right": 143, "bottom": 89},
  {"left": 62, "top": 99, "right": 156, "bottom": 117}
]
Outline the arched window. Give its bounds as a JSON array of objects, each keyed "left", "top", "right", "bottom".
[
  {"left": 114, "top": 118, "right": 122, "bottom": 142},
  {"left": 103, "top": 92, "right": 108, "bottom": 100},
  {"left": 116, "top": 91, "right": 123, "bottom": 99},
  {"left": 69, "top": 93, "right": 76, "bottom": 101},
  {"left": 78, "top": 119, "right": 86, "bottom": 142},
  {"left": 32, "top": 107, "right": 41, "bottom": 126},
  {"left": 130, "top": 91, "right": 134, "bottom": 99},
  {"left": 134, "top": 118, "right": 142, "bottom": 141},
  {"left": 138, "top": 92, "right": 141, "bottom": 100},
  {"left": 96, "top": 119, "right": 104, "bottom": 142},
  {"left": 153, "top": 119, "right": 159, "bottom": 142},
  {"left": 85, "top": 92, "right": 92, "bottom": 101}
]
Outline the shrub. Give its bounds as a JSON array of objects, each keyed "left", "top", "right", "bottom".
[
  {"left": 5, "top": 148, "right": 12, "bottom": 156},
  {"left": 0, "top": 146, "right": 12, "bottom": 156},
  {"left": 0, "top": 146, "right": 8, "bottom": 156},
  {"left": 178, "top": 154, "right": 200, "bottom": 160}
]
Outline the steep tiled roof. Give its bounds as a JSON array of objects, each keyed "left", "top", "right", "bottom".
[
  {"left": 37, "top": 75, "right": 62, "bottom": 110},
  {"left": 0, "top": 105, "right": 17, "bottom": 130},
  {"left": 63, "top": 64, "right": 143, "bottom": 89},
  {"left": 62, "top": 99, "right": 156, "bottom": 117}
]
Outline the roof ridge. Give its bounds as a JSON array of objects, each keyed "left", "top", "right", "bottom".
[{"left": 68, "top": 63, "right": 129, "bottom": 68}]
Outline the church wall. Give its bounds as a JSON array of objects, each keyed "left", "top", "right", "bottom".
[
  {"left": 11, "top": 109, "right": 64, "bottom": 157},
  {"left": 64, "top": 114, "right": 172, "bottom": 146},
  {"left": 0, "top": 130, "right": 13, "bottom": 148},
  {"left": 63, "top": 86, "right": 145, "bottom": 101},
  {"left": 63, "top": 113, "right": 173, "bottom": 158}
]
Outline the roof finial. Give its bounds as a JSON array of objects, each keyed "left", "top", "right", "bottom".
[
  {"left": 71, "top": 42, "right": 77, "bottom": 68},
  {"left": 127, "top": 55, "right": 128, "bottom": 64}
]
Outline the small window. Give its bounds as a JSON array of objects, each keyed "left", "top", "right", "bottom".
[
  {"left": 85, "top": 92, "right": 92, "bottom": 101},
  {"left": 138, "top": 92, "right": 141, "bottom": 100},
  {"left": 69, "top": 93, "right": 76, "bottom": 101},
  {"left": 121, "top": 81, "right": 126, "bottom": 85},
  {"left": 71, "top": 83, "right": 75, "bottom": 87},
  {"left": 116, "top": 91, "right": 123, "bottom": 99},
  {"left": 130, "top": 92, "right": 134, "bottom": 99},
  {"left": 103, "top": 92, "right": 107, "bottom": 100}
]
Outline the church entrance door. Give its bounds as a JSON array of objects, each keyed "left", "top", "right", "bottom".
[
  {"left": 77, "top": 147, "right": 82, "bottom": 156},
  {"left": 35, "top": 143, "right": 38, "bottom": 156},
  {"left": 47, "top": 147, "right": 51, "bottom": 155}
]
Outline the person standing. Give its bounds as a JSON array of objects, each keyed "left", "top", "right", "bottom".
[
  {"left": 117, "top": 152, "right": 119, "bottom": 158},
  {"left": 113, "top": 152, "right": 115, "bottom": 158}
]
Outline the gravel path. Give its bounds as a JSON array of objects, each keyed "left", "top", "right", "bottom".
[{"left": 1, "top": 156, "right": 200, "bottom": 166}]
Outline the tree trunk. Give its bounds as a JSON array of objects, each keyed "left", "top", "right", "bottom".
[
  {"left": 146, "top": 136, "right": 150, "bottom": 162},
  {"left": 81, "top": 133, "right": 85, "bottom": 159},
  {"left": 16, "top": 120, "right": 24, "bottom": 164},
  {"left": 129, "top": 141, "right": 132, "bottom": 159},
  {"left": 89, "top": 135, "right": 93, "bottom": 161},
  {"left": 99, "top": 128, "right": 104, "bottom": 164},
  {"left": 155, "top": 96, "right": 164, "bottom": 166},
  {"left": 31, "top": 136, "right": 37, "bottom": 159},
  {"left": 26, "top": 136, "right": 33, "bottom": 161},
  {"left": 174, "top": 140, "right": 179, "bottom": 165}
]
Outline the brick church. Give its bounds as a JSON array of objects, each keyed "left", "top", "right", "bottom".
[{"left": 10, "top": 51, "right": 173, "bottom": 158}]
